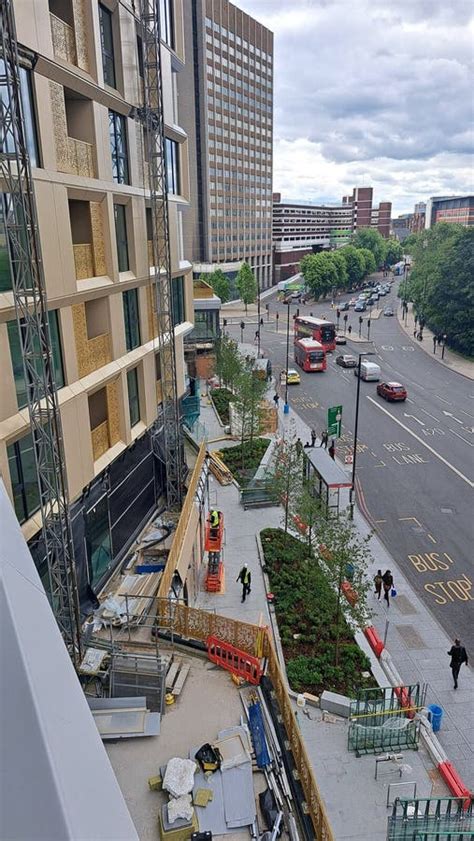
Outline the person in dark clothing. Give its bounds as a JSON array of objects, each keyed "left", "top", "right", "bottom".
[
  {"left": 320, "top": 430, "right": 329, "bottom": 449},
  {"left": 296, "top": 438, "right": 303, "bottom": 456},
  {"left": 236, "top": 564, "right": 251, "bottom": 603},
  {"left": 310, "top": 428, "right": 317, "bottom": 447},
  {"left": 382, "top": 570, "right": 394, "bottom": 606},
  {"left": 447, "top": 638, "right": 468, "bottom": 689},
  {"left": 328, "top": 440, "right": 335, "bottom": 460},
  {"left": 273, "top": 392, "right": 280, "bottom": 408},
  {"left": 373, "top": 570, "right": 383, "bottom": 600}
]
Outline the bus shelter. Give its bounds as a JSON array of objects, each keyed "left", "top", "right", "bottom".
[{"left": 304, "top": 448, "right": 352, "bottom": 516}]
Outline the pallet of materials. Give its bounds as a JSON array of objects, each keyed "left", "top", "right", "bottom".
[{"left": 208, "top": 452, "right": 233, "bottom": 485}]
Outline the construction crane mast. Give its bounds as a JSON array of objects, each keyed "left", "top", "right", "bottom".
[
  {"left": 0, "top": 1, "right": 82, "bottom": 664},
  {"left": 140, "top": 0, "right": 184, "bottom": 509}
]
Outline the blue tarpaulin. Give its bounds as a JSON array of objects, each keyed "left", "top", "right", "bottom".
[{"left": 248, "top": 700, "right": 271, "bottom": 768}]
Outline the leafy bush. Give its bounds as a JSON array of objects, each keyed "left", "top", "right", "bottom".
[
  {"left": 210, "top": 387, "right": 234, "bottom": 425},
  {"left": 261, "top": 527, "right": 374, "bottom": 695},
  {"left": 219, "top": 438, "right": 270, "bottom": 486}
]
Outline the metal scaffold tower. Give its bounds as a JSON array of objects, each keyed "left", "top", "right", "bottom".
[
  {"left": 0, "top": 1, "right": 82, "bottom": 664},
  {"left": 140, "top": 0, "right": 183, "bottom": 509}
]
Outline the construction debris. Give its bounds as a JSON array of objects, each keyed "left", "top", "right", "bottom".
[
  {"left": 163, "top": 758, "right": 197, "bottom": 798},
  {"left": 168, "top": 794, "right": 194, "bottom": 824},
  {"left": 193, "top": 789, "right": 214, "bottom": 807}
]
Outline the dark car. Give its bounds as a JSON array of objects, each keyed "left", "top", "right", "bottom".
[
  {"left": 340, "top": 301, "right": 350, "bottom": 311},
  {"left": 376, "top": 381, "right": 407, "bottom": 401},
  {"left": 336, "top": 354, "right": 357, "bottom": 368},
  {"left": 354, "top": 302, "right": 367, "bottom": 312}
]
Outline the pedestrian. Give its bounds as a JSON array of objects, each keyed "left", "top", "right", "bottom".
[
  {"left": 311, "top": 428, "right": 317, "bottom": 447},
  {"left": 296, "top": 438, "right": 303, "bottom": 456},
  {"left": 414, "top": 328, "right": 417, "bottom": 338},
  {"left": 373, "top": 569, "right": 383, "bottom": 600},
  {"left": 236, "top": 564, "right": 251, "bottom": 603},
  {"left": 447, "top": 638, "right": 468, "bottom": 689},
  {"left": 260, "top": 317, "right": 264, "bottom": 327},
  {"left": 319, "top": 430, "right": 328, "bottom": 449},
  {"left": 273, "top": 392, "right": 279, "bottom": 408},
  {"left": 382, "top": 569, "right": 394, "bottom": 606},
  {"left": 328, "top": 440, "right": 335, "bottom": 460},
  {"left": 348, "top": 325, "right": 352, "bottom": 335},
  {"left": 254, "top": 329, "right": 260, "bottom": 343}
]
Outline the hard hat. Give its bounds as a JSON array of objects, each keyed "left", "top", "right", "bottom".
[{"left": 243, "top": 563, "right": 248, "bottom": 568}]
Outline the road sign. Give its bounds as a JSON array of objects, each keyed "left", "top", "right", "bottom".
[
  {"left": 327, "top": 405, "right": 342, "bottom": 438},
  {"left": 344, "top": 453, "right": 353, "bottom": 464}
]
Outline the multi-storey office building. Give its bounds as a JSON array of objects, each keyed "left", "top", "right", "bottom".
[
  {"left": 273, "top": 188, "right": 392, "bottom": 284},
  {"left": 179, "top": 0, "right": 274, "bottom": 293},
  {"left": 0, "top": 0, "right": 193, "bottom": 605},
  {"left": 425, "top": 195, "right": 474, "bottom": 228}
]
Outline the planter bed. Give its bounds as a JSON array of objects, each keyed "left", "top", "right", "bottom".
[
  {"left": 260, "top": 527, "right": 376, "bottom": 697},
  {"left": 219, "top": 438, "right": 270, "bottom": 487},
  {"left": 209, "top": 387, "right": 234, "bottom": 425}
]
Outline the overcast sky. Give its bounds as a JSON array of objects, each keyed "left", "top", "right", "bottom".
[{"left": 237, "top": 0, "right": 474, "bottom": 215}]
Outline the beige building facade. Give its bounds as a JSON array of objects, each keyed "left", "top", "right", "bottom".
[{"left": 0, "top": 0, "right": 193, "bottom": 601}]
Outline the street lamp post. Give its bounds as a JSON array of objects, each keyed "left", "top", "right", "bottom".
[
  {"left": 350, "top": 350, "right": 375, "bottom": 518},
  {"left": 284, "top": 302, "right": 291, "bottom": 414}
]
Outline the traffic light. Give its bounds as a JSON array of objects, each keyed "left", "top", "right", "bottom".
[
  {"left": 359, "top": 316, "right": 363, "bottom": 324},
  {"left": 337, "top": 309, "right": 341, "bottom": 319},
  {"left": 240, "top": 321, "right": 245, "bottom": 330},
  {"left": 223, "top": 318, "right": 227, "bottom": 327},
  {"left": 343, "top": 314, "right": 348, "bottom": 323}
]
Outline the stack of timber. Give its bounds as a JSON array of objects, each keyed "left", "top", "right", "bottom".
[
  {"left": 111, "top": 573, "right": 161, "bottom": 625},
  {"left": 209, "top": 451, "right": 233, "bottom": 485}
]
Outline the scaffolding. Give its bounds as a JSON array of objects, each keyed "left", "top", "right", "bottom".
[
  {"left": 139, "top": 0, "right": 183, "bottom": 509},
  {"left": 0, "top": 1, "right": 82, "bottom": 664},
  {"left": 386, "top": 796, "right": 474, "bottom": 840},
  {"left": 348, "top": 684, "right": 426, "bottom": 756}
]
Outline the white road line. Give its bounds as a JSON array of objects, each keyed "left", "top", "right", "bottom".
[
  {"left": 367, "top": 396, "right": 474, "bottom": 488},
  {"left": 449, "top": 428, "right": 474, "bottom": 448},
  {"left": 435, "top": 394, "right": 452, "bottom": 405},
  {"left": 420, "top": 407, "right": 441, "bottom": 423},
  {"left": 459, "top": 408, "right": 474, "bottom": 420}
]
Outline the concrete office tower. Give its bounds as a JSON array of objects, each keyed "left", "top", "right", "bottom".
[
  {"left": 179, "top": 0, "right": 274, "bottom": 293},
  {"left": 424, "top": 195, "right": 474, "bottom": 228},
  {"left": 0, "top": 0, "right": 193, "bottom": 605}
]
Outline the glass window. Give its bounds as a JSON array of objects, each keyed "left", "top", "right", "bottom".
[
  {"left": 123, "top": 288, "right": 140, "bottom": 351},
  {"left": 0, "top": 63, "right": 39, "bottom": 167},
  {"left": 114, "top": 203, "right": 129, "bottom": 272},
  {"left": 159, "top": 0, "right": 174, "bottom": 48},
  {"left": 86, "top": 494, "right": 112, "bottom": 587},
  {"left": 109, "top": 110, "right": 129, "bottom": 184},
  {"left": 165, "top": 137, "right": 180, "bottom": 194},
  {"left": 127, "top": 367, "right": 140, "bottom": 427},
  {"left": 99, "top": 3, "right": 116, "bottom": 87},
  {"left": 172, "top": 275, "right": 185, "bottom": 326},
  {"left": 0, "top": 194, "right": 11, "bottom": 292},
  {"left": 7, "top": 310, "right": 64, "bottom": 409},
  {"left": 7, "top": 432, "right": 41, "bottom": 524}
]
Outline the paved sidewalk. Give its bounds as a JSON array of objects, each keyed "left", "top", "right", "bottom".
[
  {"left": 397, "top": 302, "right": 474, "bottom": 380},
  {"left": 192, "top": 393, "right": 449, "bottom": 839}
]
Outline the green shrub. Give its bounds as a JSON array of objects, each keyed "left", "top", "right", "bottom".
[
  {"left": 210, "top": 388, "right": 234, "bottom": 425},
  {"left": 219, "top": 438, "right": 270, "bottom": 486}
]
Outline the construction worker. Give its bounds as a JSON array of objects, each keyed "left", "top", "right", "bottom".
[
  {"left": 237, "top": 564, "right": 251, "bottom": 603},
  {"left": 210, "top": 509, "right": 220, "bottom": 537}
]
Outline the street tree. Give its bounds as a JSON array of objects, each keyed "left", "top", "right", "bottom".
[
  {"left": 233, "top": 358, "right": 267, "bottom": 465},
  {"left": 358, "top": 248, "right": 377, "bottom": 277},
  {"left": 214, "top": 334, "right": 242, "bottom": 391},
  {"left": 237, "top": 262, "right": 257, "bottom": 313},
  {"left": 300, "top": 252, "right": 338, "bottom": 299},
  {"left": 314, "top": 514, "right": 373, "bottom": 667},
  {"left": 339, "top": 245, "right": 365, "bottom": 288},
  {"left": 353, "top": 228, "right": 387, "bottom": 268},
  {"left": 271, "top": 423, "right": 305, "bottom": 543},
  {"left": 203, "top": 269, "right": 230, "bottom": 303},
  {"left": 328, "top": 250, "right": 348, "bottom": 289},
  {"left": 384, "top": 238, "right": 403, "bottom": 266}
]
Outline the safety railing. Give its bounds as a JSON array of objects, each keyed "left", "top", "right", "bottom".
[
  {"left": 91, "top": 420, "right": 109, "bottom": 461},
  {"left": 68, "top": 137, "right": 95, "bottom": 177},
  {"left": 73, "top": 243, "right": 94, "bottom": 280}
]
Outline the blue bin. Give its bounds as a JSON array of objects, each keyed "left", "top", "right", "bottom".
[{"left": 428, "top": 703, "right": 443, "bottom": 733}]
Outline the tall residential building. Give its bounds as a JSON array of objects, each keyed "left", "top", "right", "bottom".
[
  {"left": 273, "top": 188, "right": 392, "bottom": 284},
  {"left": 179, "top": 0, "right": 274, "bottom": 293},
  {"left": 0, "top": 0, "right": 193, "bottom": 606},
  {"left": 425, "top": 195, "right": 474, "bottom": 228}
]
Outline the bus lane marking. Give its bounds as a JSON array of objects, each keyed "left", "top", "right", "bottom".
[
  {"left": 449, "top": 429, "right": 474, "bottom": 447},
  {"left": 368, "top": 397, "right": 474, "bottom": 488}
]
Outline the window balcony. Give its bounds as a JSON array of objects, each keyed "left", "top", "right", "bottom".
[
  {"left": 68, "top": 136, "right": 95, "bottom": 178},
  {"left": 50, "top": 82, "right": 96, "bottom": 177},
  {"left": 49, "top": 0, "right": 88, "bottom": 71},
  {"left": 69, "top": 199, "right": 106, "bottom": 280},
  {"left": 91, "top": 419, "right": 110, "bottom": 461},
  {"left": 72, "top": 300, "right": 112, "bottom": 378},
  {"left": 89, "top": 381, "right": 120, "bottom": 461},
  {"left": 50, "top": 13, "right": 77, "bottom": 65}
]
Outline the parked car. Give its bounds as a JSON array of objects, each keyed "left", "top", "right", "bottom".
[
  {"left": 354, "top": 302, "right": 367, "bottom": 312},
  {"left": 336, "top": 354, "right": 357, "bottom": 368},
  {"left": 384, "top": 306, "right": 394, "bottom": 316},
  {"left": 377, "top": 381, "right": 407, "bottom": 401},
  {"left": 285, "top": 368, "right": 301, "bottom": 385},
  {"left": 335, "top": 334, "right": 347, "bottom": 345}
]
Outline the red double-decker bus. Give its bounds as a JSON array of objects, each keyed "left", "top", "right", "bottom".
[
  {"left": 294, "top": 338, "right": 327, "bottom": 372},
  {"left": 294, "top": 316, "right": 336, "bottom": 351}
]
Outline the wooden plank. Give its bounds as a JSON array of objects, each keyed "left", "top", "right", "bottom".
[
  {"left": 172, "top": 663, "right": 190, "bottom": 696},
  {"left": 165, "top": 661, "right": 180, "bottom": 691}
]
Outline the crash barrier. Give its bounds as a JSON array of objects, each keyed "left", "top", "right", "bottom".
[
  {"left": 206, "top": 636, "right": 263, "bottom": 685},
  {"left": 438, "top": 763, "right": 472, "bottom": 810}
]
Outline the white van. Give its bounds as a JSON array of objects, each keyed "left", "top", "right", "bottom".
[{"left": 354, "top": 361, "right": 381, "bottom": 381}]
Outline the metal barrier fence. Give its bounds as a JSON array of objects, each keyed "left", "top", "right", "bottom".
[{"left": 157, "top": 442, "right": 206, "bottom": 599}]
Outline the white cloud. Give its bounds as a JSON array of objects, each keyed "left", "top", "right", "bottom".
[{"left": 237, "top": 0, "right": 474, "bottom": 213}]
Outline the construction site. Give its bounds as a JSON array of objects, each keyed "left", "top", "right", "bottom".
[{"left": 1, "top": 1, "right": 473, "bottom": 841}]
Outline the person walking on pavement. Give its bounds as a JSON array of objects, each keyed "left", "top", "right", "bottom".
[
  {"left": 273, "top": 392, "right": 279, "bottom": 408},
  {"left": 382, "top": 569, "right": 394, "bottom": 606},
  {"left": 447, "top": 638, "right": 468, "bottom": 689},
  {"left": 320, "top": 430, "right": 328, "bottom": 449},
  {"left": 236, "top": 564, "right": 251, "bottom": 603},
  {"left": 328, "top": 439, "right": 335, "bottom": 460},
  {"left": 310, "top": 428, "right": 317, "bottom": 447},
  {"left": 373, "top": 569, "right": 383, "bottom": 600}
]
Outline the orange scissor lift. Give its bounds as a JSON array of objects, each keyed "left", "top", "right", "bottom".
[{"left": 204, "top": 512, "right": 224, "bottom": 592}]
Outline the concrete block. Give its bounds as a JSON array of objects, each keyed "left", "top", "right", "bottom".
[{"left": 320, "top": 690, "right": 352, "bottom": 718}]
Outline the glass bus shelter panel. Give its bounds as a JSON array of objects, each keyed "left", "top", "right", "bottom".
[{"left": 348, "top": 684, "right": 426, "bottom": 756}]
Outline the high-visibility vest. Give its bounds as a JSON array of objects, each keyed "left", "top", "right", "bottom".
[
  {"left": 210, "top": 510, "right": 219, "bottom": 527},
  {"left": 242, "top": 569, "right": 250, "bottom": 585}
]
